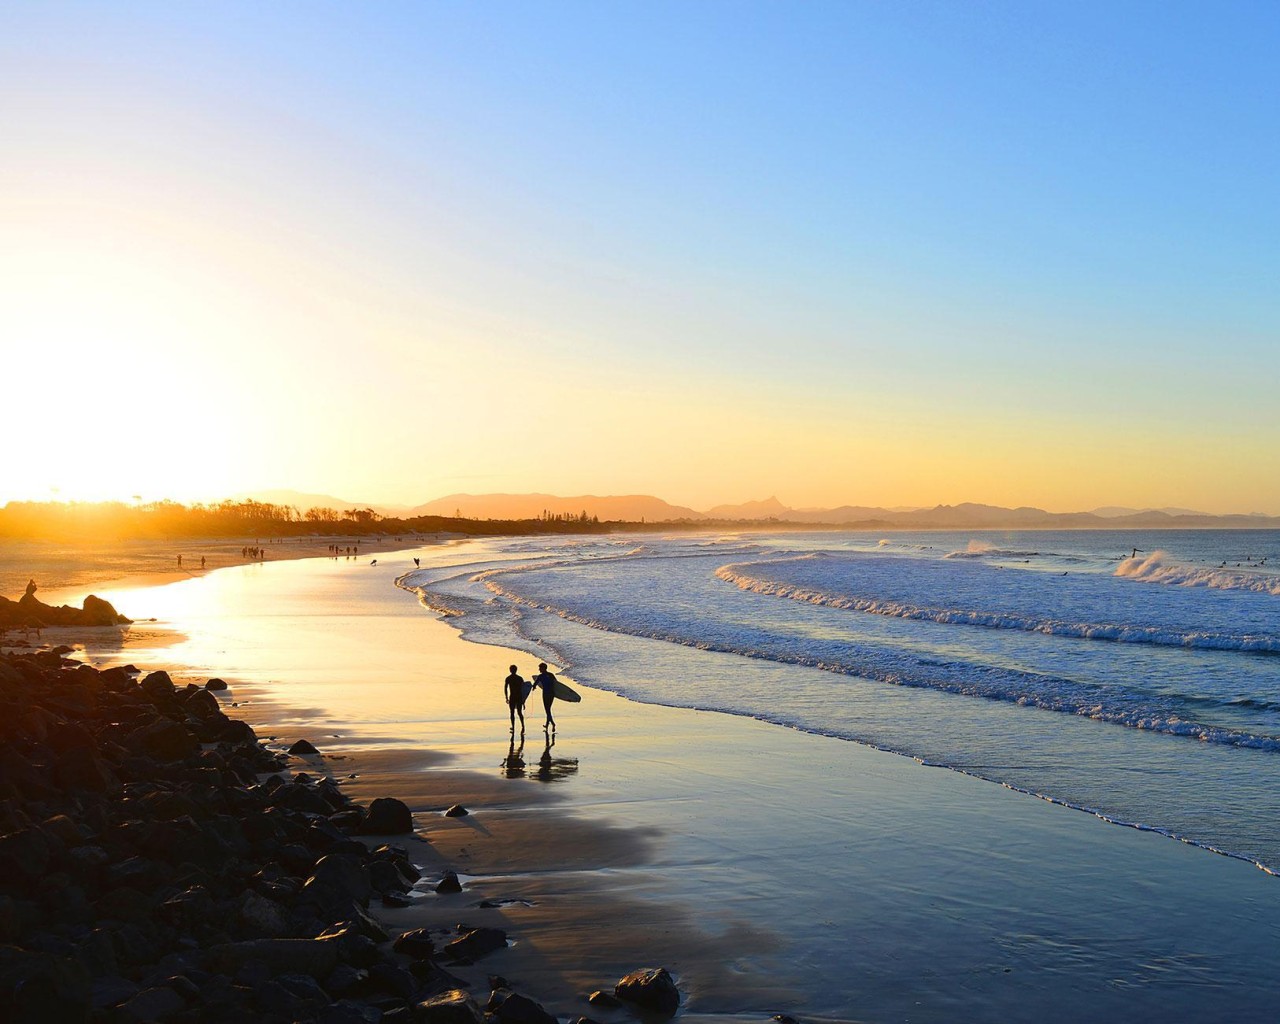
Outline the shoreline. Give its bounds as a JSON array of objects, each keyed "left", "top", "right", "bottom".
[
  {"left": 7, "top": 541, "right": 1280, "bottom": 1021},
  {"left": 0, "top": 534, "right": 447, "bottom": 608}
]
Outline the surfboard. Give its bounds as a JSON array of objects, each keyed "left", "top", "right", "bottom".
[
  {"left": 551, "top": 678, "right": 581, "bottom": 703},
  {"left": 522, "top": 679, "right": 534, "bottom": 701}
]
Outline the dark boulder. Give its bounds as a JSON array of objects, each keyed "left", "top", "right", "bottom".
[
  {"left": 615, "top": 967, "right": 680, "bottom": 1016},
  {"left": 0, "top": 948, "right": 91, "bottom": 1024},
  {"left": 392, "top": 928, "right": 435, "bottom": 960},
  {"left": 204, "top": 677, "right": 229, "bottom": 690},
  {"left": 415, "top": 989, "right": 487, "bottom": 1024},
  {"left": 118, "top": 984, "right": 186, "bottom": 1022},
  {"left": 207, "top": 937, "right": 343, "bottom": 978},
  {"left": 487, "top": 988, "right": 558, "bottom": 1024},
  {"left": 435, "top": 870, "right": 462, "bottom": 894},
  {"left": 443, "top": 804, "right": 469, "bottom": 818},
  {"left": 128, "top": 719, "right": 198, "bottom": 762},
  {"left": 360, "top": 797, "right": 413, "bottom": 835},
  {"left": 289, "top": 739, "right": 320, "bottom": 756},
  {"left": 81, "top": 594, "right": 131, "bottom": 626},
  {"left": 300, "top": 854, "right": 372, "bottom": 917},
  {"left": 440, "top": 927, "right": 507, "bottom": 965},
  {"left": 139, "top": 671, "right": 176, "bottom": 701}
]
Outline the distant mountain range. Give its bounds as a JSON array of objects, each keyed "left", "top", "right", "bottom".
[
  {"left": 408, "top": 493, "right": 704, "bottom": 522},
  {"left": 238, "top": 490, "right": 1280, "bottom": 529}
]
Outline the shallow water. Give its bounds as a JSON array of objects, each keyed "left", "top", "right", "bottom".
[{"left": 400, "top": 529, "right": 1280, "bottom": 873}]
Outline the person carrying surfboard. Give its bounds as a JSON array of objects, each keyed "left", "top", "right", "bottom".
[
  {"left": 533, "top": 662, "right": 559, "bottom": 732},
  {"left": 503, "top": 664, "right": 529, "bottom": 733}
]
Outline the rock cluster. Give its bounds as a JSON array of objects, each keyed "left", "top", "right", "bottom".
[
  {"left": 0, "top": 649, "right": 570, "bottom": 1023},
  {"left": 0, "top": 592, "right": 131, "bottom": 630}
]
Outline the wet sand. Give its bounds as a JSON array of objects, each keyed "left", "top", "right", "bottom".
[{"left": 11, "top": 543, "right": 1280, "bottom": 1022}]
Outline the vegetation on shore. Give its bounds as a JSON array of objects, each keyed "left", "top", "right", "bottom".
[{"left": 0, "top": 500, "right": 655, "bottom": 543}]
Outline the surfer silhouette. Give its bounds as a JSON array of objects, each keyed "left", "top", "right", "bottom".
[
  {"left": 504, "top": 664, "right": 528, "bottom": 733},
  {"left": 534, "top": 662, "right": 558, "bottom": 732}
]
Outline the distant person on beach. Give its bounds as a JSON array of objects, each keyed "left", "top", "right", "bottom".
[
  {"left": 504, "top": 664, "right": 528, "bottom": 732},
  {"left": 24, "top": 579, "right": 37, "bottom": 598},
  {"left": 534, "top": 662, "right": 558, "bottom": 731},
  {"left": 177, "top": 554, "right": 182, "bottom": 568}
]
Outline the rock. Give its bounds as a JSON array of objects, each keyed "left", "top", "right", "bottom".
[
  {"left": 487, "top": 988, "right": 558, "bottom": 1024},
  {"left": 392, "top": 928, "right": 436, "bottom": 960},
  {"left": 336, "top": 902, "right": 390, "bottom": 943},
  {"left": 323, "top": 962, "right": 369, "bottom": 998},
  {"left": 301, "top": 854, "right": 372, "bottom": 916},
  {"left": 415, "top": 988, "right": 487, "bottom": 1024},
  {"left": 162, "top": 974, "right": 200, "bottom": 1002},
  {"left": 0, "top": 828, "right": 52, "bottom": 885},
  {"left": 237, "top": 889, "right": 291, "bottom": 938},
  {"left": 128, "top": 719, "right": 198, "bottom": 761},
  {"left": 205, "top": 677, "right": 229, "bottom": 690},
  {"left": 0, "top": 950, "right": 91, "bottom": 1023},
  {"left": 382, "top": 892, "right": 414, "bottom": 908},
  {"left": 81, "top": 594, "right": 131, "bottom": 626},
  {"left": 139, "top": 670, "right": 176, "bottom": 701},
  {"left": 53, "top": 744, "right": 115, "bottom": 793},
  {"left": 367, "top": 961, "right": 416, "bottom": 999},
  {"left": 182, "top": 687, "right": 222, "bottom": 720},
  {"left": 118, "top": 984, "right": 187, "bottom": 1022},
  {"left": 614, "top": 967, "right": 680, "bottom": 1016},
  {"left": 41, "top": 815, "right": 82, "bottom": 846},
  {"left": 360, "top": 797, "right": 414, "bottom": 835},
  {"left": 435, "top": 870, "right": 462, "bottom": 894},
  {"left": 90, "top": 975, "right": 140, "bottom": 1010},
  {"left": 587, "top": 990, "right": 622, "bottom": 1008},
  {"left": 440, "top": 927, "right": 507, "bottom": 965},
  {"left": 256, "top": 973, "right": 331, "bottom": 1014},
  {"left": 369, "top": 858, "right": 412, "bottom": 894},
  {"left": 318, "top": 1000, "right": 383, "bottom": 1024},
  {"left": 443, "top": 804, "right": 469, "bottom": 817},
  {"left": 289, "top": 739, "right": 321, "bottom": 756},
  {"left": 208, "top": 937, "right": 342, "bottom": 978}
]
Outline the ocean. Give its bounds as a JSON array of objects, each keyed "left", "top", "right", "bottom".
[{"left": 402, "top": 528, "right": 1280, "bottom": 874}]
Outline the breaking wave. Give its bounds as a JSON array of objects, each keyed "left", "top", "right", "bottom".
[
  {"left": 476, "top": 567, "right": 1280, "bottom": 753},
  {"left": 1116, "top": 551, "right": 1280, "bottom": 594},
  {"left": 715, "top": 560, "right": 1280, "bottom": 654}
]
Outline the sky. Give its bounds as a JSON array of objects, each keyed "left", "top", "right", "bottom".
[{"left": 3, "top": 1, "right": 1278, "bottom": 514}]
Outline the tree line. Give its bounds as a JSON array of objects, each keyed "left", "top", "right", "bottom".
[{"left": 0, "top": 499, "right": 631, "bottom": 541}]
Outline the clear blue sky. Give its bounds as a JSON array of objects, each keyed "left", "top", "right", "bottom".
[{"left": 3, "top": 2, "right": 1277, "bottom": 512}]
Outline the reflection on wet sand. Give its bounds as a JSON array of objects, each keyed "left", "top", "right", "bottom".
[{"left": 502, "top": 733, "right": 579, "bottom": 782}]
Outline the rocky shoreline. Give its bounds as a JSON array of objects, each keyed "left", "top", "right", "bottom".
[
  {"left": 0, "top": 645, "right": 682, "bottom": 1023},
  {"left": 0, "top": 590, "right": 133, "bottom": 630}
]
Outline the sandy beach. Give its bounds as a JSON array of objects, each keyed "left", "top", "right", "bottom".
[
  {"left": 3, "top": 537, "right": 1270, "bottom": 1022},
  {"left": 0, "top": 535, "right": 436, "bottom": 609}
]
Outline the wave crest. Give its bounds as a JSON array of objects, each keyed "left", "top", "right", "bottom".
[
  {"left": 1116, "top": 550, "right": 1280, "bottom": 594},
  {"left": 715, "top": 561, "right": 1280, "bottom": 654}
]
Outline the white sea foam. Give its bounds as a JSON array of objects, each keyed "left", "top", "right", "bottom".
[
  {"left": 714, "top": 560, "right": 1280, "bottom": 654},
  {"left": 1116, "top": 550, "right": 1280, "bottom": 594},
  {"left": 476, "top": 566, "right": 1280, "bottom": 753}
]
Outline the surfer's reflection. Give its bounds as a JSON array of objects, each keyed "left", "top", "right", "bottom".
[
  {"left": 533, "top": 732, "right": 579, "bottom": 783},
  {"left": 501, "top": 736, "right": 526, "bottom": 779}
]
